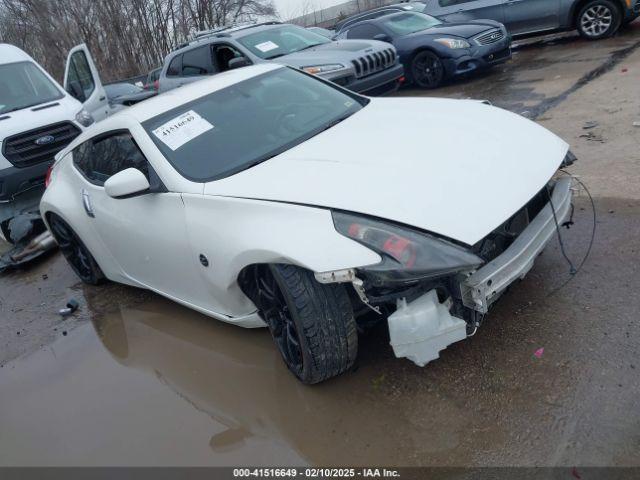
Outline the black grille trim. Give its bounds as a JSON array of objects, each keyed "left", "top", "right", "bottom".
[
  {"left": 351, "top": 48, "right": 396, "bottom": 79},
  {"left": 2, "top": 121, "right": 81, "bottom": 168}
]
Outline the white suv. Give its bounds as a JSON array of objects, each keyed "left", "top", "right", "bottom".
[{"left": 0, "top": 43, "right": 108, "bottom": 239}]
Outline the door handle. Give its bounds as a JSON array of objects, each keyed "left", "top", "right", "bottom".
[
  {"left": 82, "top": 189, "right": 95, "bottom": 218},
  {"left": 99, "top": 96, "right": 106, "bottom": 101}
]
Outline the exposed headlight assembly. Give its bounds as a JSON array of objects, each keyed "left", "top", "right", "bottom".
[
  {"left": 333, "top": 211, "right": 483, "bottom": 285},
  {"left": 75, "top": 108, "right": 95, "bottom": 127},
  {"left": 302, "top": 64, "right": 346, "bottom": 75},
  {"left": 434, "top": 38, "right": 471, "bottom": 49}
]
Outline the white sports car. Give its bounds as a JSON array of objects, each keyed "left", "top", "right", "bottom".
[{"left": 41, "top": 64, "right": 575, "bottom": 384}]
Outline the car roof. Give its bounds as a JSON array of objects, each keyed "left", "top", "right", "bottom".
[
  {"left": 174, "top": 23, "right": 289, "bottom": 53},
  {"left": 117, "top": 63, "right": 282, "bottom": 123},
  {"left": 335, "top": 1, "right": 426, "bottom": 31},
  {"left": 0, "top": 43, "right": 33, "bottom": 64}
]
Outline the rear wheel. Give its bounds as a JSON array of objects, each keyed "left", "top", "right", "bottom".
[
  {"left": 577, "top": 0, "right": 621, "bottom": 39},
  {"left": 48, "top": 214, "right": 105, "bottom": 285},
  {"left": 251, "top": 264, "right": 358, "bottom": 384},
  {"left": 411, "top": 50, "right": 445, "bottom": 89}
]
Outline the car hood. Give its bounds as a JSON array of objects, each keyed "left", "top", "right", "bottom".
[
  {"left": 0, "top": 94, "right": 82, "bottom": 140},
  {"left": 276, "top": 39, "right": 391, "bottom": 67},
  {"left": 414, "top": 21, "right": 499, "bottom": 39},
  {"left": 204, "top": 98, "right": 568, "bottom": 246}
]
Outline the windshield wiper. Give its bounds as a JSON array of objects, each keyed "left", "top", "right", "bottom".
[
  {"left": 2, "top": 102, "right": 46, "bottom": 114},
  {"left": 319, "top": 112, "right": 354, "bottom": 133},
  {"left": 298, "top": 43, "right": 324, "bottom": 52},
  {"left": 265, "top": 53, "right": 287, "bottom": 60}
]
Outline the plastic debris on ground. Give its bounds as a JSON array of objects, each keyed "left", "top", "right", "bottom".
[
  {"left": 0, "top": 212, "right": 57, "bottom": 273},
  {"left": 59, "top": 299, "right": 79, "bottom": 317},
  {"left": 534, "top": 347, "right": 545, "bottom": 358}
]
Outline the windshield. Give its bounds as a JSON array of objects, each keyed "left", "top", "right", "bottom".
[
  {"left": 238, "top": 25, "right": 331, "bottom": 60},
  {"left": 382, "top": 12, "right": 442, "bottom": 35},
  {"left": 143, "top": 68, "right": 366, "bottom": 182},
  {"left": 105, "top": 83, "right": 143, "bottom": 98},
  {"left": 0, "top": 61, "right": 63, "bottom": 114}
]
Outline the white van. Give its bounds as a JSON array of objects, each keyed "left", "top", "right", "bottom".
[{"left": 0, "top": 43, "right": 107, "bottom": 240}]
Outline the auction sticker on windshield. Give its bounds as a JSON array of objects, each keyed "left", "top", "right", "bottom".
[
  {"left": 152, "top": 110, "right": 214, "bottom": 151},
  {"left": 255, "top": 41, "right": 279, "bottom": 53}
]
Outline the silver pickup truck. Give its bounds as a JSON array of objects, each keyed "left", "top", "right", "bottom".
[{"left": 158, "top": 22, "right": 405, "bottom": 96}]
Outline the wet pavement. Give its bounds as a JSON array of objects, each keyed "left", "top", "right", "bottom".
[{"left": 1, "top": 25, "right": 640, "bottom": 467}]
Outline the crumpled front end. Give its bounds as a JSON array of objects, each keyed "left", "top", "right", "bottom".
[{"left": 317, "top": 173, "right": 576, "bottom": 367}]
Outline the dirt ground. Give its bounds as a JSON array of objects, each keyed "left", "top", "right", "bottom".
[{"left": 1, "top": 23, "right": 639, "bottom": 467}]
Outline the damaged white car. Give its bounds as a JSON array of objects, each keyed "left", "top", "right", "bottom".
[{"left": 41, "top": 64, "right": 575, "bottom": 384}]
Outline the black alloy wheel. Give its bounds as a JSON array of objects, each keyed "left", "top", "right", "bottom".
[
  {"left": 48, "top": 214, "right": 104, "bottom": 285},
  {"left": 249, "top": 264, "right": 358, "bottom": 384},
  {"left": 253, "top": 265, "right": 304, "bottom": 377},
  {"left": 412, "top": 50, "right": 445, "bottom": 89}
]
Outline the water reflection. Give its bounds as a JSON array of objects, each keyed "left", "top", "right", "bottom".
[{"left": 90, "top": 297, "right": 471, "bottom": 466}]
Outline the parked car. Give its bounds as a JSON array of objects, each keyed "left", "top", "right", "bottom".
[
  {"left": 336, "top": 11, "right": 511, "bottom": 88},
  {"left": 42, "top": 64, "right": 576, "bottom": 384},
  {"left": 0, "top": 43, "right": 98, "bottom": 240},
  {"left": 104, "top": 82, "right": 157, "bottom": 113},
  {"left": 143, "top": 67, "right": 162, "bottom": 91},
  {"left": 341, "top": 0, "right": 640, "bottom": 40},
  {"left": 158, "top": 22, "right": 404, "bottom": 96}
]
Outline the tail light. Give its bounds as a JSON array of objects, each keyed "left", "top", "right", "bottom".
[
  {"left": 154, "top": 80, "right": 159, "bottom": 91},
  {"left": 45, "top": 163, "right": 55, "bottom": 188}
]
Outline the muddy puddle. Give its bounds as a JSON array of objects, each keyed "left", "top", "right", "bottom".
[{"left": 0, "top": 295, "right": 492, "bottom": 466}]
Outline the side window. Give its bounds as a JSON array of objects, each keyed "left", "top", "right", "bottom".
[
  {"left": 67, "top": 51, "right": 95, "bottom": 102},
  {"left": 347, "top": 23, "right": 385, "bottom": 40},
  {"left": 73, "top": 132, "right": 149, "bottom": 187},
  {"left": 167, "top": 55, "right": 182, "bottom": 76},
  {"left": 181, "top": 46, "right": 215, "bottom": 76},
  {"left": 212, "top": 44, "right": 250, "bottom": 72}
]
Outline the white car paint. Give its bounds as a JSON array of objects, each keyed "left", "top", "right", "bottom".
[
  {"left": 205, "top": 98, "right": 568, "bottom": 246},
  {"left": 63, "top": 44, "right": 110, "bottom": 122},
  {"left": 0, "top": 44, "right": 85, "bottom": 171},
  {"left": 41, "top": 64, "right": 568, "bottom": 331}
]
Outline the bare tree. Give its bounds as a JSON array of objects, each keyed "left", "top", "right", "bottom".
[{"left": 0, "top": 0, "right": 276, "bottom": 82}]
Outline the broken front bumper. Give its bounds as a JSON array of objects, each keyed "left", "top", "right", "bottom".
[{"left": 461, "top": 176, "right": 573, "bottom": 314}]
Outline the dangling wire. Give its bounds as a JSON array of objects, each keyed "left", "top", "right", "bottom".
[{"left": 544, "top": 171, "right": 597, "bottom": 299}]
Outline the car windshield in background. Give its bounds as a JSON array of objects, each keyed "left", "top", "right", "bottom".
[
  {"left": 0, "top": 61, "right": 63, "bottom": 114},
  {"left": 238, "top": 25, "right": 331, "bottom": 60},
  {"left": 382, "top": 12, "right": 442, "bottom": 36},
  {"left": 143, "top": 68, "right": 367, "bottom": 182},
  {"left": 105, "top": 83, "right": 143, "bottom": 98}
]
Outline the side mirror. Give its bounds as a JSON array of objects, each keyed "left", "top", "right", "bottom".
[
  {"left": 104, "top": 168, "right": 150, "bottom": 199},
  {"left": 228, "top": 57, "right": 251, "bottom": 70},
  {"left": 67, "top": 81, "right": 86, "bottom": 102},
  {"left": 374, "top": 33, "right": 392, "bottom": 43}
]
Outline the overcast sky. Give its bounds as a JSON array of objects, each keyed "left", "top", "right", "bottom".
[{"left": 273, "top": 0, "right": 348, "bottom": 19}]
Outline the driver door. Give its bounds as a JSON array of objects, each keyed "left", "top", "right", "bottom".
[
  {"left": 71, "top": 131, "right": 208, "bottom": 305},
  {"left": 64, "top": 44, "right": 110, "bottom": 121}
]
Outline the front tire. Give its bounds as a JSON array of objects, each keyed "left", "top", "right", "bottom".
[
  {"left": 411, "top": 50, "right": 445, "bottom": 89},
  {"left": 253, "top": 264, "right": 358, "bottom": 384},
  {"left": 48, "top": 214, "right": 105, "bottom": 285},
  {"left": 577, "top": 0, "right": 621, "bottom": 39}
]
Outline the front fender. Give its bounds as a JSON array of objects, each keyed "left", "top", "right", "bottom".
[{"left": 181, "top": 194, "right": 381, "bottom": 318}]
